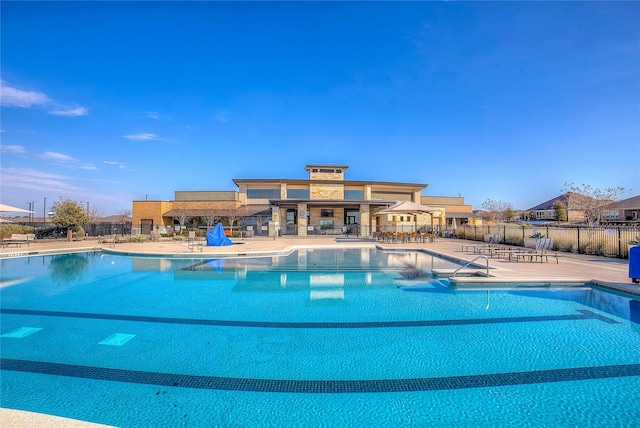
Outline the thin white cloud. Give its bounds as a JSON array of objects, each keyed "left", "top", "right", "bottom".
[
  {"left": 40, "top": 151, "right": 76, "bottom": 162},
  {"left": 48, "top": 106, "right": 89, "bottom": 117},
  {"left": 0, "top": 80, "right": 51, "bottom": 107},
  {"left": 146, "top": 111, "right": 160, "bottom": 119},
  {"left": 1, "top": 145, "right": 26, "bottom": 155},
  {"left": 39, "top": 151, "right": 96, "bottom": 170},
  {"left": 0, "top": 80, "right": 88, "bottom": 117},
  {"left": 215, "top": 111, "right": 229, "bottom": 122},
  {"left": 124, "top": 133, "right": 161, "bottom": 141},
  {"left": 0, "top": 167, "right": 82, "bottom": 193},
  {"left": 103, "top": 160, "right": 127, "bottom": 169}
]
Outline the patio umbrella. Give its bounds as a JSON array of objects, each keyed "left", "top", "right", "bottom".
[
  {"left": 0, "top": 203, "right": 34, "bottom": 213},
  {"left": 376, "top": 201, "right": 442, "bottom": 216},
  {"left": 376, "top": 201, "right": 443, "bottom": 232},
  {"left": 451, "top": 217, "right": 457, "bottom": 230}
]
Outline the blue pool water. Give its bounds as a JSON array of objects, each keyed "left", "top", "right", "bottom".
[{"left": 1, "top": 249, "right": 639, "bottom": 427}]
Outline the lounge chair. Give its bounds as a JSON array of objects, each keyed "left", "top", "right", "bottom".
[
  {"left": 461, "top": 234, "right": 501, "bottom": 253},
  {"left": 1, "top": 234, "right": 35, "bottom": 248}
]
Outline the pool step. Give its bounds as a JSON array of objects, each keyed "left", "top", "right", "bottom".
[{"left": 432, "top": 268, "right": 488, "bottom": 278}]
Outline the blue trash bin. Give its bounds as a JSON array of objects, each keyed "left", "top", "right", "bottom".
[{"left": 629, "top": 245, "right": 640, "bottom": 283}]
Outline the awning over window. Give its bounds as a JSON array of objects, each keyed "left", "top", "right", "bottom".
[{"left": 162, "top": 204, "right": 272, "bottom": 218}]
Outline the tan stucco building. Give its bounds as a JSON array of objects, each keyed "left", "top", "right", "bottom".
[{"left": 132, "top": 163, "right": 449, "bottom": 237}]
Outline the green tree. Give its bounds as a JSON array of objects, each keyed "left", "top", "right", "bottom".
[
  {"left": 51, "top": 197, "right": 90, "bottom": 233},
  {"left": 505, "top": 208, "right": 515, "bottom": 222},
  {"left": 553, "top": 201, "right": 567, "bottom": 222}
]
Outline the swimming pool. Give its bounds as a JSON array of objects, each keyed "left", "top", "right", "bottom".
[{"left": 1, "top": 249, "right": 639, "bottom": 426}]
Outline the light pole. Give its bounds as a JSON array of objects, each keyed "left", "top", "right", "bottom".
[
  {"left": 43, "top": 197, "right": 48, "bottom": 224},
  {"left": 26, "top": 202, "right": 32, "bottom": 223}
]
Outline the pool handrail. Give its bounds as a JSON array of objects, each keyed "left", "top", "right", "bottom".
[{"left": 452, "top": 255, "right": 490, "bottom": 278}]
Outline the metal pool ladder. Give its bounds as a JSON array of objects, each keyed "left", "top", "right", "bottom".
[{"left": 452, "top": 255, "right": 490, "bottom": 278}]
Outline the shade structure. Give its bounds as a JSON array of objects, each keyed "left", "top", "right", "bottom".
[
  {"left": 0, "top": 203, "right": 34, "bottom": 213},
  {"left": 375, "top": 201, "right": 442, "bottom": 216},
  {"left": 375, "top": 201, "right": 444, "bottom": 233}
]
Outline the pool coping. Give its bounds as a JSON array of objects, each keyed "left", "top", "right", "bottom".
[{"left": 2, "top": 240, "right": 638, "bottom": 298}]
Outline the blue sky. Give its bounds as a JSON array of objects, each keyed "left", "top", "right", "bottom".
[{"left": 1, "top": 1, "right": 638, "bottom": 216}]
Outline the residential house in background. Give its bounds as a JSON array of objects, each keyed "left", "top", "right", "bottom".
[
  {"left": 525, "top": 192, "right": 640, "bottom": 223},
  {"left": 526, "top": 193, "right": 586, "bottom": 223},
  {"left": 606, "top": 195, "right": 640, "bottom": 221}
]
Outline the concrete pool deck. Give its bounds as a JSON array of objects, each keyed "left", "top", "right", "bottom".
[
  {"left": 1, "top": 235, "right": 638, "bottom": 294},
  {"left": 1, "top": 235, "right": 638, "bottom": 426}
]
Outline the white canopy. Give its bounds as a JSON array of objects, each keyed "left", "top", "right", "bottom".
[
  {"left": 0, "top": 203, "right": 34, "bottom": 213},
  {"left": 375, "top": 201, "right": 442, "bottom": 215}
]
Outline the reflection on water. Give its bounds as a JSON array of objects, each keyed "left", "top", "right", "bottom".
[{"left": 48, "top": 253, "right": 90, "bottom": 283}]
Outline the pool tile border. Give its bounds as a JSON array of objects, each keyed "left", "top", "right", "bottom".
[
  {"left": 0, "top": 308, "right": 619, "bottom": 329},
  {"left": 2, "top": 358, "right": 639, "bottom": 394}
]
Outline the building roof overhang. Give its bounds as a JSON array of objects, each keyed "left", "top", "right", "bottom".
[
  {"left": 268, "top": 199, "right": 398, "bottom": 207},
  {"left": 446, "top": 211, "right": 478, "bottom": 219},
  {"left": 304, "top": 163, "right": 350, "bottom": 171},
  {"left": 232, "top": 178, "right": 427, "bottom": 190},
  {"left": 162, "top": 204, "right": 272, "bottom": 218}
]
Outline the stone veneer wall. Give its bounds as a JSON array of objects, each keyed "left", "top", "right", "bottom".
[
  {"left": 310, "top": 183, "right": 344, "bottom": 200},
  {"left": 308, "top": 171, "right": 345, "bottom": 180}
]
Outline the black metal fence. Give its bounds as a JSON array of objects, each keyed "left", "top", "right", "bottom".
[
  {"left": 454, "top": 224, "right": 640, "bottom": 258},
  {"left": 4, "top": 222, "right": 132, "bottom": 238}
]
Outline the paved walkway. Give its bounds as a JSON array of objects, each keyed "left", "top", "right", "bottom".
[{"left": 1, "top": 236, "right": 638, "bottom": 426}]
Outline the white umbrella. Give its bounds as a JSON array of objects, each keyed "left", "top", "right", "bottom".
[
  {"left": 376, "top": 201, "right": 443, "bottom": 233},
  {"left": 0, "top": 203, "right": 34, "bottom": 213},
  {"left": 376, "top": 201, "right": 442, "bottom": 216},
  {"left": 451, "top": 217, "right": 457, "bottom": 230}
]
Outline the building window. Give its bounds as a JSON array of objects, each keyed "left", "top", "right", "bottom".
[
  {"left": 321, "top": 209, "right": 334, "bottom": 218},
  {"left": 319, "top": 168, "right": 334, "bottom": 173},
  {"left": 287, "top": 189, "right": 310, "bottom": 199},
  {"left": 320, "top": 220, "right": 334, "bottom": 230},
  {"left": 344, "top": 190, "right": 364, "bottom": 200},
  {"left": 247, "top": 189, "right": 280, "bottom": 199}
]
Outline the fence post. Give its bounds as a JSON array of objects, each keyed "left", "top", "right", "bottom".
[
  {"left": 618, "top": 227, "right": 622, "bottom": 258},
  {"left": 577, "top": 227, "right": 581, "bottom": 253}
]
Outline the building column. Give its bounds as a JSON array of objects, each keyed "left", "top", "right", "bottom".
[
  {"left": 268, "top": 205, "right": 280, "bottom": 237},
  {"left": 359, "top": 205, "right": 370, "bottom": 237},
  {"left": 298, "top": 203, "right": 308, "bottom": 236}
]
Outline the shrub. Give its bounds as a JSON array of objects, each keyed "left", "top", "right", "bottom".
[{"left": 0, "top": 224, "right": 34, "bottom": 239}]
